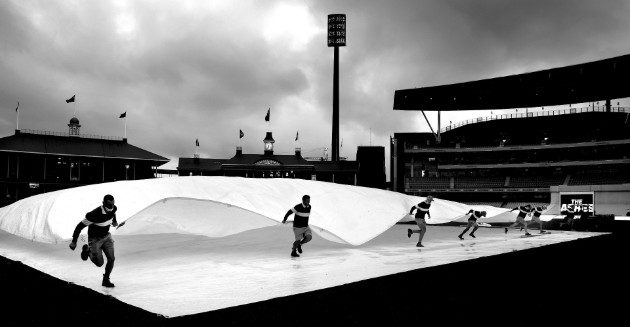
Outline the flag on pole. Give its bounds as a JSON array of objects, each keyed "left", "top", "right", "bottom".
[
  {"left": 295, "top": 131, "right": 299, "bottom": 141},
  {"left": 195, "top": 139, "right": 199, "bottom": 147},
  {"left": 239, "top": 129, "right": 244, "bottom": 139},
  {"left": 265, "top": 108, "right": 270, "bottom": 122},
  {"left": 121, "top": 111, "right": 128, "bottom": 139},
  {"left": 341, "top": 139, "right": 343, "bottom": 148},
  {"left": 16, "top": 101, "right": 20, "bottom": 130},
  {"left": 66, "top": 95, "right": 75, "bottom": 103}
]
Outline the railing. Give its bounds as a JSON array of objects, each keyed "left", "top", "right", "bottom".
[
  {"left": 439, "top": 106, "right": 630, "bottom": 133},
  {"left": 20, "top": 129, "right": 124, "bottom": 141},
  {"left": 404, "top": 175, "right": 567, "bottom": 192},
  {"left": 405, "top": 138, "right": 630, "bottom": 152}
]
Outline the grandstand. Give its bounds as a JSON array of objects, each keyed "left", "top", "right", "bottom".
[
  {"left": 391, "top": 54, "right": 630, "bottom": 216},
  {"left": 392, "top": 109, "right": 630, "bottom": 207}
]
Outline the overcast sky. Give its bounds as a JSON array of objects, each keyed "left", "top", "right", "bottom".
[{"left": 2, "top": 0, "right": 630, "bottom": 178}]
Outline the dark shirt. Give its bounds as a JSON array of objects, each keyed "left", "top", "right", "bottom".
[
  {"left": 412, "top": 201, "right": 431, "bottom": 219},
  {"left": 468, "top": 210, "right": 483, "bottom": 221},
  {"left": 514, "top": 206, "right": 532, "bottom": 218},
  {"left": 291, "top": 203, "right": 311, "bottom": 228},
  {"left": 72, "top": 205, "right": 118, "bottom": 242},
  {"left": 532, "top": 206, "right": 544, "bottom": 218}
]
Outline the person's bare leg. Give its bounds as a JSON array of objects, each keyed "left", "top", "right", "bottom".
[
  {"left": 417, "top": 222, "right": 426, "bottom": 247},
  {"left": 409, "top": 219, "right": 423, "bottom": 238},
  {"left": 459, "top": 221, "right": 472, "bottom": 239},
  {"left": 418, "top": 225, "right": 426, "bottom": 243},
  {"left": 470, "top": 223, "right": 479, "bottom": 238},
  {"left": 505, "top": 221, "right": 520, "bottom": 233}
]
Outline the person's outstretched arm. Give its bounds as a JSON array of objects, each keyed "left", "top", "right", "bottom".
[
  {"left": 282, "top": 209, "right": 293, "bottom": 224},
  {"left": 409, "top": 206, "right": 416, "bottom": 215}
]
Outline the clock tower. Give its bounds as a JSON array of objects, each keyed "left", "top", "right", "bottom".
[{"left": 263, "top": 132, "right": 275, "bottom": 155}]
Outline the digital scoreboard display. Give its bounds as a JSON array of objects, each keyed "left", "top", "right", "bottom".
[
  {"left": 328, "top": 14, "right": 346, "bottom": 47},
  {"left": 560, "top": 192, "right": 595, "bottom": 216}
]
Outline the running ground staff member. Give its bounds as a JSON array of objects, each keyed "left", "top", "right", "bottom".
[
  {"left": 282, "top": 195, "right": 312, "bottom": 258},
  {"left": 407, "top": 195, "right": 433, "bottom": 247},
  {"left": 69, "top": 194, "right": 118, "bottom": 288},
  {"left": 458, "top": 209, "right": 486, "bottom": 240}
]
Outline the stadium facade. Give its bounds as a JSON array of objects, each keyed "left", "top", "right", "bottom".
[
  {"left": 178, "top": 132, "right": 386, "bottom": 188},
  {"left": 0, "top": 117, "right": 169, "bottom": 207},
  {"left": 392, "top": 54, "right": 630, "bottom": 217}
]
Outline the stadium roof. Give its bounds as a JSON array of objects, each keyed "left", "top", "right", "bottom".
[
  {"left": 394, "top": 54, "right": 630, "bottom": 111},
  {"left": 0, "top": 130, "right": 169, "bottom": 162}
]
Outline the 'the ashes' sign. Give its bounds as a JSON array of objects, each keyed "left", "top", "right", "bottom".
[
  {"left": 328, "top": 14, "right": 346, "bottom": 47},
  {"left": 560, "top": 192, "right": 595, "bottom": 215}
]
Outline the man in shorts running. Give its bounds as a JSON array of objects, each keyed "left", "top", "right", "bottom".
[
  {"left": 458, "top": 209, "right": 486, "bottom": 240},
  {"left": 505, "top": 204, "right": 532, "bottom": 236},
  {"left": 282, "top": 195, "right": 312, "bottom": 258},
  {"left": 526, "top": 205, "right": 549, "bottom": 234},
  {"left": 407, "top": 195, "right": 433, "bottom": 247}
]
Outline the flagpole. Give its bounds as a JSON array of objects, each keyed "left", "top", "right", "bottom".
[
  {"left": 124, "top": 116, "right": 127, "bottom": 139},
  {"left": 16, "top": 101, "right": 19, "bottom": 130},
  {"left": 195, "top": 138, "right": 199, "bottom": 158}
]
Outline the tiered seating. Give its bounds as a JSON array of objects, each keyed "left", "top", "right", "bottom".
[
  {"left": 504, "top": 202, "right": 550, "bottom": 209},
  {"left": 508, "top": 175, "right": 565, "bottom": 188},
  {"left": 405, "top": 177, "right": 450, "bottom": 189},
  {"left": 454, "top": 176, "right": 505, "bottom": 188},
  {"left": 569, "top": 174, "right": 630, "bottom": 186},
  {"left": 461, "top": 201, "right": 503, "bottom": 208}
]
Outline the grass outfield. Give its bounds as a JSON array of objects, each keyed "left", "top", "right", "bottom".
[{"left": 1, "top": 229, "right": 629, "bottom": 326}]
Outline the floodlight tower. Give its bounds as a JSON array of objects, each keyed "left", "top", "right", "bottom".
[{"left": 328, "top": 14, "right": 346, "bottom": 162}]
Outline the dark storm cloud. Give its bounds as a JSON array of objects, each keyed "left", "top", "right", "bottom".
[
  {"left": 307, "top": 0, "right": 630, "bottom": 142},
  {"left": 1, "top": 0, "right": 629, "bottom": 176},
  {"left": 0, "top": 1, "right": 313, "bottom": 160}
]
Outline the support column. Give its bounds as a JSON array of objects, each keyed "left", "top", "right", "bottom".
[
  {"left": 332, "top": 46, "right": 340, "bottom": 162},
  {"left": 391, "top": 138, "right": 398, "bottom": 191},
  {"left": 420, "top": 111, "right": 439, "bottom": 143}
]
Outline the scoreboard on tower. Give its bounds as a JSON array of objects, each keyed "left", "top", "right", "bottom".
[{"left": 328, "top": 14, "right": 346, "bottom": 47}]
